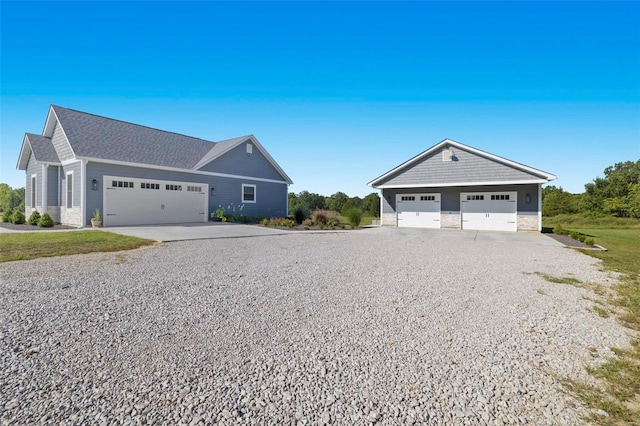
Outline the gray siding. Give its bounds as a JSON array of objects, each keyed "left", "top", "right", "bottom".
[
  {"left": 26, "top": 155, "right": 41, "bottom": 207},
  {"left": 61, "top": 162, "right": 82, "bottom": 208},
  {"left": 86, "top": 162, "right": 287, "bottom": 225},
  {"left": 382, "top": 184, "right": 539, "bottom": 214},
  {"left": 52, "top": 121, "right": 74, "bottom": 161},
  {"left": 377, "top": 145, "right": 540, "bottom": 187},
  {"left": 197, "top": 142, "right": 285, "bottom": 181},
  {"left": 47, "top": 166, "right": 59, "bottom": 206}
]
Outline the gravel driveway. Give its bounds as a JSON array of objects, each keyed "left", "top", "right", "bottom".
[{"left": 0, "top": 228, "right": 629, "bottom": 425}]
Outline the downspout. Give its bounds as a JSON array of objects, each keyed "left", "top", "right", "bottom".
[
  {"left": 80, "top": 159, "right": 87, "bottom": 228},
  {"left": 42, "top": 164, "right": 48, "bottom": 214}
]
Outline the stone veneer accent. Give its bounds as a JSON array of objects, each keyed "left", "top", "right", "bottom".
[
  {"left": 381, "top": 213, "right": 397, "bottom": 226},
  {"left": 517, "top": 213, "right": 539, "bottom": 231},
  {"left": 440, "top": 213, "right": 461, "bottom": 229},
  {"left": 60, "top": 207, "right": 82, "bottom": 227}
]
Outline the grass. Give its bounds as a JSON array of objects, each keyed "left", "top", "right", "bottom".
[
  {"left": 0, "top": 231, "right": 155, "bottom": 262},
  {"left": 543, "top": 215, "right": 640, "bottom": 424}
]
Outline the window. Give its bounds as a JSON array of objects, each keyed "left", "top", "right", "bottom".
[
  {"left": 420, "top": 195, "right": 435, "bottom": 201},
  {"left": 401, "top": 196, "right": 415, "bottom": 201},
  {"left": 166, "top": 184, "right": 182, "bottom": 191},
  {"left": 242, "top": 184, "right": 256, "bottom": 203},
  {"left": 246, "top": 143, "right": 253, "bottom": 154},
  {"left": 442, "top": 149, "right": 452, "bottom": 162},
  {"left": 491, "top": 194, "right": 510, "bottom": 201},
  {"left": 112, "top": 180, "right": 134, "bottom": 189},
  {"left": 466, "top": 195, "right": 484, "bottom": 201},
  {"left": 66, "top": 172, "right": 73, "bottom": 208},
  {"left": 187, "top": 186, "right": 202, "bottom": 192},
  {"left": 141, "top": 182, "right": 160, "bottom": 190},
  {"left": 31, "top": 175, "right": 37, "bottom": 207}
]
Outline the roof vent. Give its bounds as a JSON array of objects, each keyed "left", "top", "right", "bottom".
[
  {"left": 442, "top": 148, "right": 453, "bottom": 162},
  {"left": 246, "top": 143, "right": 253, "bottom": 156}
]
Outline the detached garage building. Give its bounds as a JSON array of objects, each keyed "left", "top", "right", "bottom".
[
  {"left": 17, "top": 105, "right": 292, "bottom": 227},
  {"left": 367, "top": 139, "right": 556, "bottom": 232}
]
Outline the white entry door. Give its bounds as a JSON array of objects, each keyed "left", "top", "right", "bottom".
[
  {"left": 460, "top": 192, "right": 517, "bottom": 232},
  {"left": 104, "top": 176, "right": 208, "bottom": 226},
  {"left": 396, "top": 193, "right": 441, "bottom": 228}
]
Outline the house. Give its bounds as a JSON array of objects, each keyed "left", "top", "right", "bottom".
[
  {"left": 17, "top": 105, "right": 293, "bottom": 227},
  {"left": 367, "top": 139, "right": 556, "bottom": 232}
]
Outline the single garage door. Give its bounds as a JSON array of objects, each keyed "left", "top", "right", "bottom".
[
  {"left": 396, "top": 193, "right": 441, "bottom": 228},
  {"left": 460, "top": 191, "right": 517, "bottom": 232},
  {"left": 104, "top": 176, "right": 208, "bottom": 226}
]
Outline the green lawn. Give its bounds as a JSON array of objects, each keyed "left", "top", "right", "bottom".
[
  {"left": 543, "top": 216, "right": 640, "bottom": 424},
  {"left": 0, "top": 231, "right": 155, "bottom": 262}
]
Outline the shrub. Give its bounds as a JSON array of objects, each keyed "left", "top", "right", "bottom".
[
  {"left": 313, "top": 210, "right": 327, "bottom": 225},
  {"left": 28, "top": 210, "right": 41, "bottom": 226},
  {"left": 38, "top": 213, "right": 54, "bottom": 228},
  {"left": 553, "top": 224, "right": 564, "bottom": 234},
  {"left": 224, "top": 214, "right": 236, "bottom": 223},
  {"left": 293, "top": 207, "right": 307, "bottom": 224},
  {"left": 345, "top": 208, "right": 363, "bottom": 229},
  {"left": 584, "top": 237, "right": 595, "bottom": 246},
  {"left": 570, "top": 231, "right": 579, "bottom": 240},
  {"left": 318, "top": 222, "right": 325, "bottom": 230},
  {"left": 1, "top": 208, "right": 13, "bottom": 223},
  {"left": 578, "top": 234, "right": 586, "bottom": 242},
  {"left": 269, "top": 217, "right": 295, "bottom": 228},
  {"left": 12, "top": 210, "right": 26, "bottom": 224},
  {"left": 260, "top": 218, "right": 269, "bottom": 226}
]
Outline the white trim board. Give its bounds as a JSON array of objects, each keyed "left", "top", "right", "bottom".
[{"left": 375, "top": 179, "right": 547, "bottom": 189}]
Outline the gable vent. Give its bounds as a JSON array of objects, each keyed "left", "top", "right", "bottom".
[
  {"left": 442, "top": 148, "right": 453, "bottom": 162},
  {"left": 246, "top": 143, "right": 253, "bottom": 155}
]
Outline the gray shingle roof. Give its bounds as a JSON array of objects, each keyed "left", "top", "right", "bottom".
[
  {"left": 52, "top": 105, "right": 217, "bottom": 169},
  {"left": 25, "top": 133, "right": 60, "bottom": 163}
]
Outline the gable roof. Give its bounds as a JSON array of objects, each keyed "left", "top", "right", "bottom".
[
  {"left": 16, "top": 133, "right": 61, "bottom": 170},
  {"left": 368, "top": 138, "right": 556, "bottom": 188},
  {"left": 18, "top": 105, "right": 292, "bottom": 183},
  {"left": 48, "top": 105, "right": 216, "bottom": 169}
]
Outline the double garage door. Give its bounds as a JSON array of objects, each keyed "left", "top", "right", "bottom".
[
  {"left": 397, "top": 191, "right": 517, "bottom": 232},
  {"left": 104, "top": 176, "right": 208, "bottom": 226}
]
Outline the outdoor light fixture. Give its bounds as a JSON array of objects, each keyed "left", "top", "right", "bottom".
[
  {"left": 92, "top": 179, "right": 98, "bottom": 191},
  {"left": 526, "top": 194, "right": 531, "bottom": 203},
  {"left": 211, "top": 187, "right": 215, "bottom": 196}
]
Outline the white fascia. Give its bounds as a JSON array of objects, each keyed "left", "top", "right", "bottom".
[
  {"left": 375, "top": 179, "right": 548, "bottom": 189},
  {"left": 77, "top": 156, "right": 290, "bottom": 185}
]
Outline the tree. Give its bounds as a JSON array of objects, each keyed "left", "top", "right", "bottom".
[
  {"left": 582, "top": 160, "right": 640, "bottom": 217},
  {"left": 0, "top": 184, "right": 25, "bottom": 212},
  {"left": 288, "top": 190, "right": 326, "bottom": 213},
  {"left": 542, "top": 186, "right": 579, "bottom": 217},
  {"left": 327, "top": 192, "right": 349, "bottom": 212},
  {"left": 362, "top": 192, "right": 380, "bottom": 217}
]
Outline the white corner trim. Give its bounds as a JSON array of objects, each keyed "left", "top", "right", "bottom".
[
  {"left": 375, "top": 179, "right": 548, "bottom": 189},
  {"left": 538, "top": 183, "right": 542, "bottom": 231},
  {"left": 42, "top": 164, "right": 48, "bottom": 212},
  {"left": 66, "top": 170, "right": 74, "bottom": 209},
  {"left": 31, "top": 174, "right": 37, "bottom": 208},
  {"left": 80, "top": 160, "right": 87, "bottom": 228}
]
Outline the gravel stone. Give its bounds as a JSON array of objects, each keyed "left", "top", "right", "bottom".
[{"left": 0, "top": 228, "right": 630, "bottom": 424}]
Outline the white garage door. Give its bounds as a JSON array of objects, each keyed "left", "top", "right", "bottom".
[
  {"left": 396, "top": 193, "right": 441, "bottom": 228},
  {"left": 104, "top": 176, "right": 208, "bottom": 226},
  {"left": 460, "top": 192, "right": 517, "bottom": 232}
]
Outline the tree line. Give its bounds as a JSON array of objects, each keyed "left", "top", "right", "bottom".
[
  {"left": 543, "top": 160, "right": 640, "bottom": 218},
  {"left": 289, "top": 191, "right": 380, "bottom": 217},
  {"left": 0, "top": 184, "right": 25, "bottom": 213}
]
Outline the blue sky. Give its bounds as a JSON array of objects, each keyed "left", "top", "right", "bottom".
[{"left": 1, "top": 1, "right": 638, "bottom": 197}]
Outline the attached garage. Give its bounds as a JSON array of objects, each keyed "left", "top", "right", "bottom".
[
  {"left": 396, "top": 193, "right": 441, "bottom": 228},
  {"left": 368, "top": 139, "right": 557, "bottom": 232},
  {"left": 104, "top": 176, "right": 208, "bottom": 226},
  {"left": 460, "top": 192, "right": 517, "bottom": 232}
]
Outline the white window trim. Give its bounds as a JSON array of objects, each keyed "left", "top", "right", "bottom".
[
  {"left": 242, "top": 184, "right": 256, "bottom": 203},
  {"left": 66, "top": 171, "right": 74, "bottom": 209},
  {"left": 31, "top": 174, "right": 37, "bottom": 208}
]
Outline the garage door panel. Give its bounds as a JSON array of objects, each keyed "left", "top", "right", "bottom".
[
  {"left": 461, "top": 192, "right": 517, "bottom": 232},
  {"left": 104, "top": 176, "right": 208, "bottom": 226},
  {"left": 397, "top": 193, "right": 441, "bottom": 229}
]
